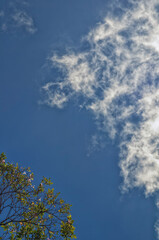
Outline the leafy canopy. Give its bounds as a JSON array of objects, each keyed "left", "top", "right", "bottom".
[{"left": 0, "top": 153, "right": 76, "bottom": 240}]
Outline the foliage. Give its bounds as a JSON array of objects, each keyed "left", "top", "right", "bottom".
[{"left": 0, "top": 153, "right": 76, "bottom": 240}]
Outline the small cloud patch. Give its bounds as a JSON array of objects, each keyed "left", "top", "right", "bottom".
[
  {"left": 0, "top": 1, "right": 37, "bottom": 34},
  {"left": 12, "top": 10, "right": 37, "bottom": 34}
]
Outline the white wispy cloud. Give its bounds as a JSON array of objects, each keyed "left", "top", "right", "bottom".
[
  {"left": 0, "top": 1, "right": 37, "bottom": 34},
  {"left": 42, "top": 0, "right": 159, "bottom": 237},
  {"left": 12, "top": 10, "right": 37, "bottom": 34}
]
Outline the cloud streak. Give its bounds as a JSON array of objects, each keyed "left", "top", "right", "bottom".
[{"left": 42, "top": 0, "right": 159, "bottom": 237}]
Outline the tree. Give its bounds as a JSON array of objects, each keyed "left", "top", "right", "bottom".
[{"left": 0, "top": 153, "right": 76, "bottom": 240}]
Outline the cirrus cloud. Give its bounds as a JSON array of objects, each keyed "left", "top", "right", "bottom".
[
  {"left": 42, "top": 0, "right": 159, "bottom": 237},
  {"left": 0, "top": 1, "right": 37, "bottom": 34},
  {"left": 12, "top": 10, "right": 37, "bottom": 34}
]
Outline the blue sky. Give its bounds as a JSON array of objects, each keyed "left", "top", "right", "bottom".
[{"left": 1, "top": 0, "right": 159, "bottom": 239}]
